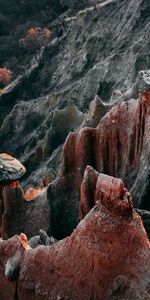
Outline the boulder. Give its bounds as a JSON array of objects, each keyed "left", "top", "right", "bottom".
[
  {"left": 29, "top": 229, "right": 57, "bottom": 248},
  {"left": 0, "top": 153, "right": 26, "bottom": 183}
]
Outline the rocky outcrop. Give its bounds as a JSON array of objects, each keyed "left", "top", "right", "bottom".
[
  {"left": 80, "top": 165, "right": 99, "bottom": 219},
  {"left": 43, "top": 101, "right": 84, "bottom": 156},
  {"left": 115, "top": 69, "right": 150, "bottom": 104},
  {"left": 48, "top": 77, "right": 150, "bottom": 238},
  {"left": 80, "top": 166, "right": 133, "bottom": 219},
  {"left": 80, "top": 95, "right": 112, "bottom": 128},
  {"left": 0, "top": 71, "right": 149, "bottom": 242},
  {"left": 0, "top": 97, "right": 84, "bottom": 189},
  {"left": 29, "top": 229, "right": 57, "bottom": 249},
  {"left": 0, "top": 173, "right": 150, "bottom": 300},
  {"left": 1, "top": 71, "right": 149, "bottom": 241},
  {"left": 0, "top": 185, "right": 50, "bottom": 239},
  {"left": 0, "top": 153, "right": 26, "bottom": 183},
  {"left": 0, "top": 2, "right": 149, "bottom": 297},
  {"left": 0, "top": 153, "right": 26, "bottom": 238}
]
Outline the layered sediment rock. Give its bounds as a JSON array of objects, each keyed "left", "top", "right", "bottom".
[
  {"left": 48, "top": 74, "right": 150, "bottom": 238},
  {"left": 0, "top": 173, "right": 150, "bottom": 300}
]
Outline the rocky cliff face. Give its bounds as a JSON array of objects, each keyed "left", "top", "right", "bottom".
[
  {"left": 48, "top": 79, "right": 150, "bottom": 239},
  {"left": 0, "top": 0, "right": 150, "bottom": 188},
  {"left": 0, "top": 73, "right": 149, "bottom": 242},
  {"left": 0, "top": 1, "right": 150, "bottom": 299},
  {"left": 0, "top": 174, "right": 150, "bottom": 300}
]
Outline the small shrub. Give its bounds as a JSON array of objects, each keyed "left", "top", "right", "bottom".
[
  {"left": 19, "top": 27, "right": 52, "bottom": 52},
  {"left": 0, "top": 67, "right": 12, "bottom": 86}
]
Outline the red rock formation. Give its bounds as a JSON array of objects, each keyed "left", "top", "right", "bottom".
[
  {"left": 0, "top": 236, "right": 22, "bottom": 300},
  {"left": 80, "top": 166, "right": 133, "bottom": 219},
  {"left": 0, "top": 173, "right": 150, "bottom": 299},
  {"left": 0, "top": 84, "right": 149, "bottom": 241},
  {"left": 80, "top": 165, "right": 99, "bottom": 219},
  {"left": 48, "top": 89, "right": 150, "bottom": 238},
  {"left": 61, "top": 89, "right": 150, "bottom": 197}
]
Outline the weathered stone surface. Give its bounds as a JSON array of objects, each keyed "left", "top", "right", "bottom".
[
  {"left": 80, "top": 165, "right": 99, "bottom": 219},
  {"left": 1, "top": 0, "right": 150, "bottom": 190},
  {"left": 0, "top": 236, "right": 22, "bottom": 300},
  {"left": 0, "top": 185, "right": 50, "bottom": 239},
  {"left": 80, "top": 95, "right": 112, "bottom": 128},
  {"left": 48, "top": 84, "right": 150, "bottom": 238},
  {"left": 0, "top": 2, "right": 149, "bottom": 297},
  {"left": 116, "top": 70, "right": 150, "bottom": 104},
  {"left": 136, "top": 209, "right": 150, "bottom": 239},
  {"left": 0, "top": 98, "right": 84, "bottom": 189},
  {"left": 109, "top": 89, "right": 123, "bottom": 104},
  {"left": 29, "top": 230, "right": 57, "bottom": 249},
  {"left": 0, "top": 153, "right": 26, "bottom": 183},
  {"left": 1, "top": 72, "right": 149, "bottom": 241},
  {"left": 0, "top": 174, "right": 150, "bottom": 300},
  {"left": 43, "top": 101, "right": 84, "bottom": 156},
  {"left": 80, "top": 166, "right": 133, "bottom": 219}
]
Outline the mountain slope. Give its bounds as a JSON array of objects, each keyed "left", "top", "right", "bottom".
[{"left": 0, "top": 0, "right": 150, "bottom": 188}]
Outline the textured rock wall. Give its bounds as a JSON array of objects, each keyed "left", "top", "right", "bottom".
[
  {"left": 0, "top": 173, "right": 150, "bottom": 300},
  {"left": 0, "top": 77, "right": 149, "bottom": 241},
  {"left": 48, "top": 89, "right": 150, "bottom": 238},
  {"left": 0, "top": 0, "right": 150, "bottom": 188},
  {"left": 0, "top": 185, "right": 50, "bottom": 239}
]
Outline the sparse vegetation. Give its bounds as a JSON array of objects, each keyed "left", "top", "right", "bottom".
[
  {"left": 0, "top": 67, "right": 12, "bottom": 86},
  {"left": 19, "top": 27, "right": 53, "bottom": 52}
]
